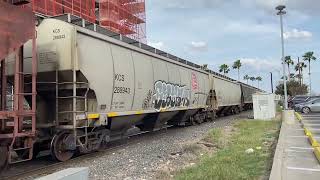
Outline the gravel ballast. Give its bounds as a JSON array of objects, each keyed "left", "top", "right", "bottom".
[{"left": 19, "top": 111, "right": 251, "bottom": 180}]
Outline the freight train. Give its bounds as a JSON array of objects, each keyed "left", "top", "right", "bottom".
[{"left": 0, "top": 14, "right": 262, "bottom": 169}]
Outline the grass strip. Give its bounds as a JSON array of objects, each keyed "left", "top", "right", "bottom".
[{"left": 175, "top": 119, "right": 281, "bottom": 180}]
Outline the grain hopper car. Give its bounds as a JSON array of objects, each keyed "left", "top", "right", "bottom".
[{"left": 0, "top": 14, "right": 262, "bottom": 169}]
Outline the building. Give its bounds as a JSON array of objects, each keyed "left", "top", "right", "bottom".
[{"left": 26, "top": 0, "right": 146, "bottom": 42}]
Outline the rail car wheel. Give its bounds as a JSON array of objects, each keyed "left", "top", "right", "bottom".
[
  {"left": 189, "top": 116, "right": 196, "bottom": 126},
  {"left": 235, "top": 107, "right": 240, "bottom": 114},
  {"left": 0, "top": 146, "right": 8, "bottom": 171},
  {"left": 50, "top": 132, "right": 75, "bottom": 162},
  {"left": 208, "top": 111, "right": 216, "bottom": 122}
]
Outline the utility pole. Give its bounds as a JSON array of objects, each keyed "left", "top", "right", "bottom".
[
  {"left": 270, "top": 72, "right": 274, "bottom": 93},
  {"left": 276, "top": 5, "right": 288, "bottom": 110},
  {"left": 309, "top": 63, "right": 312, "bottom": 95}
]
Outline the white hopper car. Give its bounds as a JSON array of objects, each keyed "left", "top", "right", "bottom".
[{"left": 2, "top": 14, "right": 262, "bottom": 164}]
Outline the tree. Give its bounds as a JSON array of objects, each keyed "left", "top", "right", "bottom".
[
  {"left": 289, "top": 73, "right": 295, "bottom": 79},
  {"left": 232, "top": 59, "right": 242, "bottom": 81},
  {"left": 243, "top": 74, "right": 250, "bottom": 84},
  {"left": 284, "top": 56, "right": 294, "bottom": 79},
  {"left": 294, "top": 74, "right": 303, "bottom": 82},
  {"left": 256, "top": 76, "right": 262, "bottom": 88},
  {"left": 281, "top": 74, "right": 296, "bottom": 81},
  {"left": 275, "top": 80, "right": 308, "bottom": 96},
  {"left": 294, "top": 62, "right": 307, "bottom": 85},
  {"left": 219, "top": 64, "right": 230, "bottom": 75},
  {"left": 249, "top": 76, "right": 256, "bottom": 86},
  {"left": 303, "top": 51, "right": 317, "bottom": 94}
]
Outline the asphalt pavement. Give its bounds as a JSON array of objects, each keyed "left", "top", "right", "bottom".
[{"left": 270, "top": 113, "right": 320, "bottom": 180}]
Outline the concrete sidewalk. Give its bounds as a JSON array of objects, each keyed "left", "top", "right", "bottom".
[{"left": 270, "top": 114, "right": 320, "bottom": 180}]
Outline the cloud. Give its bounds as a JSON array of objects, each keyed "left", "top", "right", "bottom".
[
  {"left": 153, "top": 0, "right": 320, "bottom": 16},
  {"left": 189, "top": 41, "right": 208, "bottom": 51},
  {"left": 148, "top": 41, "right": 165, "bottom": 50},
  {"left": 242, "top": 0, "right": 320, "bottom": 15},
  {"left": 283, "top": 29, "right": 312, "bottom": 40},
  {"left": 241, "top": 0, "right": 284, "bottom": 12},
  {"left": 224, "top": 21, "right": 278, "bottom": 34},
  {"left": 241, "top": 58, "right": 281, "bottom": 71},
  {"left": 160, "top": 0, "right": 229, "bottom": 9}
]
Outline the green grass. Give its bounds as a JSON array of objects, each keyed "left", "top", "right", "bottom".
[
  {"left": 204, "top": 128, "right": 224, "bottom": 148},
  {"left": 175, "top": 120, "right": 281, "bottom": 180},
  {"left": 276, "top": 104, "right": 283, "bottom": 112}
]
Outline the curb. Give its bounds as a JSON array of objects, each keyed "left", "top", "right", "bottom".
[
  {"left": 314, "top": 147, "right": 320, "bottom": 163},
  {"left": 308, "top": 134, "right": 320, "bottom": 147},
  {"left": 295, "top": 112, "right": 302, "bottom": 122},
  {"left": 296, "top": 113, "right": 320, "bottom": 163}
]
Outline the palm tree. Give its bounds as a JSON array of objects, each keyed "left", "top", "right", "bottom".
[
  {"left": 295, "top": 62, "right": 307, "bottom": 85},
  {"left": 295, "top": 74, "right": 303, "bottom": 82},
  {"left": 256, "top": 76, "right": 262, "bottom": 88},
  {"left": 284, "top": 56, "right": 294, "bottom": 79},
  {"left": 232, "top": 59, "right": 242, "bottom": 81},
  {"left": 303, "top": 51, "right": 317, "bottom": 94},
  {"left": 280, "top": 76, "right": 287, "bottom": 80},
  {"left": 243, "top": 75, "right": 250, "bottom": 84},
  {"left": 219, "top": 64, "right": 230, "bottom": 76},
  {"left": 289, "top": 73, "right": 295, "bottom": 79},
  {"left": 249, "top": 76, "right": 256, "bottom": 86}
]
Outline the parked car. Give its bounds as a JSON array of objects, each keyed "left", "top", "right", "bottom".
[
  {"left": 289, "top": 95, "right": 320, "bottom": 109},
  {"left": 294, "top": 98, "right": 320, "bottom": 113}
]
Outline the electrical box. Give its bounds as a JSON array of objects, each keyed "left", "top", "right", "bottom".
[{"left": 253, "top": 93, "right": 277, "bottom": 120}]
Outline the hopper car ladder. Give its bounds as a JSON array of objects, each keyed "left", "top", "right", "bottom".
[
  {"left": 0, "top": 1, "right": 37, "bottom": 169},
  {"left": 54, "top": 64, "right": 90, "bottom": 150},
  {"left": 0, "top": 44, "right": 37, "bottom": 165}
]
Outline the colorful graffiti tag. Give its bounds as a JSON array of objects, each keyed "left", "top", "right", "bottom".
[
  {"left": 191, "top": 72, "right": 198, "bottom": 91},
  {"left": 152, "top": 81, "right": 191, "bottom": 111}
]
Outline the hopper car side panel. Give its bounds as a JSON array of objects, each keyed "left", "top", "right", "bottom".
[
  {"left": 131, "top": 52, "right": 154, "bottom": 110},
  {"left": 74, "top": 23, "right": 214, "bottom": 132},
  {"left": 178, "top": 67, "right": 192, "bottom": 107},
  {"left": 36, "top": 19, "right": 74, "bottom": 71},
  {"left": 240, "top": 84, "right": 257, "bottom": 110},
  {"left": 193, "top": 72, "right": 209, "bottom": 107},
  {"left": 213, "top": 77, "right": 242, "bottom": 107},
  {"left": 110, "top": 45, "right": 135, "bottom": 111},
  {"left": 77, "top": 33, "right": 114, "bottom": 112},
  {"left": 202, "top": 73, "right": 210, "bottom": 106},
  {"left": 77, "top": 31, "right": 211, "bottom": 115},
  {"left": 242, "top": 85, "right": 255, "bottom": 103},
  {"left": 151, "top": 58, "right": 171, "bottom": 110}
]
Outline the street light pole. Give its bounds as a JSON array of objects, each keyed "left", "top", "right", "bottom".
[
  {"left": 270, "top": 72, "right": 274, "bottom": 93},
  {"left": 276, "top": 5, "right": 288, "bottom": 110}
]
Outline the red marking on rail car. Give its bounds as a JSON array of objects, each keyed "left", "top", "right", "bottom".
[{"left": 191, "top": 72, "right": 198, "bottom": 90}]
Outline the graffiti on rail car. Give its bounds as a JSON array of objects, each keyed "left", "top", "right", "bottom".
[
  {"left": 191, "top": 72, "right": 198, "bottom": 91},
  {"left": 142, "top": 90, "right": 153, "bottom": 109},
  {"left": 152, "top": 80, "right": 191, "bottom": 111}
]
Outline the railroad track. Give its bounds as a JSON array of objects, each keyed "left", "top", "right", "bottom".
[
  {"left": 0, "top": 130, "right": 164, "bottom": 180},
  {"left": 0, "top": 112, "right": 248, "bottom": 180}
]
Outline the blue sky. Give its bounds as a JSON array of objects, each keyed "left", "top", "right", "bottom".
[{"left": 145, "top": 0, "right": 320, "bottom": 94}]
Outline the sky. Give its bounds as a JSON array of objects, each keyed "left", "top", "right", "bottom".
[{"left": 145, "top": 0, "right": 320, "bottom": 94}]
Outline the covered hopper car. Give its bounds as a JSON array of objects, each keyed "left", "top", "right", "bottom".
[{"left": 0, "top": 14, "right": 262, "bottom": 169}]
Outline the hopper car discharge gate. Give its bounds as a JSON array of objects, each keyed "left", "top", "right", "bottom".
[
  {"left": 40, "top": 62, "right": 104, "bottom": 161},
  {"left": 0, "top": 1, "right": 37, "bottom": 170}
]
